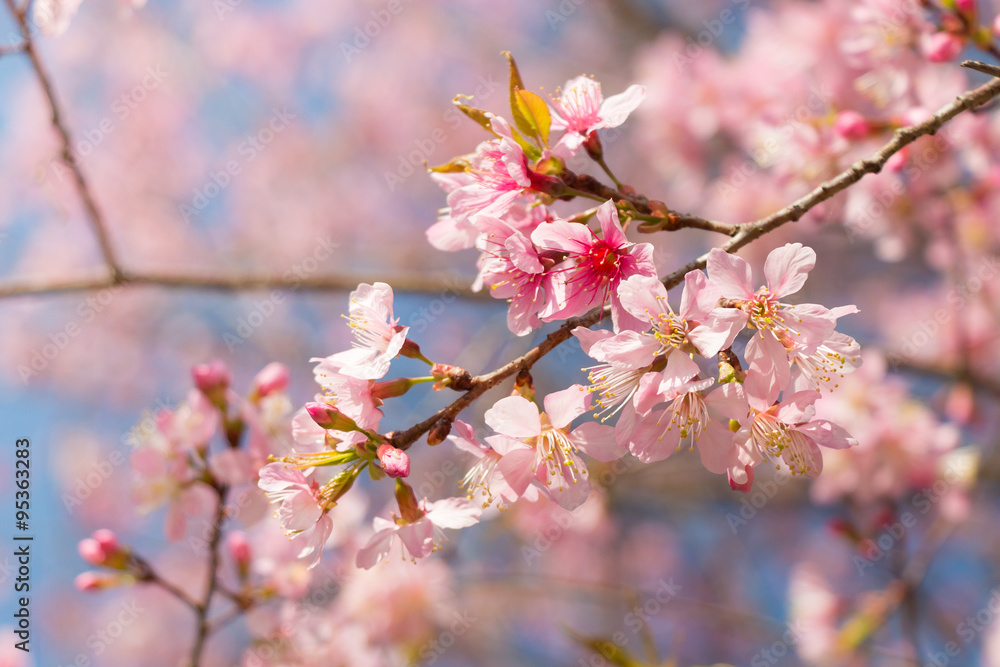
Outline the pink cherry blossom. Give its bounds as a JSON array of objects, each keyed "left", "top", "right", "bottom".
[
  {"left": 448, "top": 419, "right": 538, "bottom": 509},
  {"left": 550, "top": 76, "right": 646, "bottom": 156},
  {"left": 484, "top": 385, "right": 623, "bottom": 510},
  {"left": 355, "top": 496, "right": 481, "bottom": 569},
  {"left": 706, "top": 244, "right": 858, "bottom": 405},
  {"left": 257, "top": 463, "right": 333, "bottom": 568},
  {"left": 532, "top": 200, "right": 657, "bottom": 332},
  {"left": 320, "top": 282, "right": 407, "bottom": 380}
]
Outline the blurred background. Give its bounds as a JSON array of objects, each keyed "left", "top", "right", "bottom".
[{"left": 2, "top": 0, "right": 1000, "bottom": 664}]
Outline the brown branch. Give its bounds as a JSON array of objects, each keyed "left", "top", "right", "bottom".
[
  {"left": 4, "top": 0, "right": 122, "bottom": 279},
  {"left": 188, "top": 484, "right": 229, "bottom": 667},
  {"left": 391, "top": 61, "right": 1000, "bottom": 451},
  {"left": 0, "top": 270, "right": 483, "bottom": 300}
]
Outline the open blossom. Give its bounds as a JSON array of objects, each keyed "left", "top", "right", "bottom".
[
  {"left": 550, "top": 76, "right": 646, "bottom": 156},
  {"left": 706, "top": 244, "right": 859, "bottom": 405},
  {"left": 731, "top": 383, "right": 857, "bottom": 489},
  {"left": 320, "top": 282, "right": 407, "bottom": 380},
  {"left": 448, "top": 419, "right": 539, "bottom": 509},
  {"left": 475, "top": 214, "right": 553, "bottom": 336},
  {"left": 356, "top": 492, "right": 481, "bottom": 569},
  {"left": 576, "top": 270, "right": 745, "bottom": 432},
  {"left": 627, "top": 378, "right": 747, "bottom": 469},
  {"left": 484, "top": 385, "right": 623, "bottom": 510},
  {"left": 533, "top": 200, "right": 657, "bottom": 332},
  {"left": 446, "top": 116, "right": 555, "bottom": 222},
  {"left": 257, "top": 463, "right": 333, "bottom": 569}
]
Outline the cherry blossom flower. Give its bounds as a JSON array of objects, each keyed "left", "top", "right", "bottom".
[
  {"left": 257, "top": 463, "right": 333, "bottom": 568},
  {"left": 733, "top": 384, "right": 857, "bottom": 485},
  {"left": 448, "top": 419, "right": 538, "bottom": 509},
  {"left": 706, "top": 244, "right": 858, "bottom": 405},
  {"left": 319, "top": 282, "right": 407, "bottom": 380},
  {"left": 550, "top": 76, "right": 646, "bottom": 156},
  {"left": 356, "top": 489, "right": 481, "bottom": 569},
  {"left": 475, "top": 214, "right": 553, "bottom": 336},
  {"left": 533, "top": 200, "right": 657, "bottom": 332},
  {"left": 484, "top": 385, "right": 623, "bottom": 510}
]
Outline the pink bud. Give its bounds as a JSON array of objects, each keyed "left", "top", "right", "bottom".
[
  {"left": 252, "top": 362, "right": 289, "bottom": 398},
  {"left": 227, "top": 531, "right": 252, "bottom": 568},
  {"left": 994, "top": 13, "right": 1000, "bottom": 38},
  {"left": 305, "top": 402, "right": 360, "bottom": 432},
  {"left": 192, "top": 360, "right": 231, "bottom": 394},
  {"left": 922, "top": 32, "right": 964, "bottom": 62},
  {"left": 377, "top": 444, "right": 411, "bottom": 478},
  {"left": 92, "top": 529, "right": 120, "bottom": 553},
  {"left": 75, "top": 572, "right": 121, "bottom": 592},
  {"left": 833, "top": 110, "right": 869, "bottom": 140},
  {"left": 78, "top": 538, "right": 107, "bottom": 566},
  {"left": 955, "top": 0, "right": 974, "bottom": 12}
]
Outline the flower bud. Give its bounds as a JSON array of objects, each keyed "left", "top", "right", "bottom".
[
  {"left": 227, "top": 531, "right": 252, "bottom": 579},
  {"left": 921, "top": 32, "right": 964, "bottom": 62},
  {"left": 513, "top": 369, "right": 534, "bottom": 400},
  {"left": 192, "top": 360, "right": 231, "bottom": 395},
  {"left": 394, "top": 479, "right": 425, "bottom": 523},
  {"left": 75, "top": 571, "right": 130, "bottom": 592},
  {"left": 376, "top": 444, "right": 411, "bottom": 478},
  {"left": 955, "top": 0, "right": 974, "bottom": 12},
  {"left": 833, "top": 110, "right": 870, "bottom": 140},
  {"left": 994, "top": 13, "right": 1000, "bottom": 38},
  {"left": 305, "top": 402, "right": 360, "bottom": 432},
  {"left": 583, "top": 131, "right": 603, "bottom": 161},
  {"left": 78, "top": 539, "right": 106, "bottom": 566},
  {"left": 92, "top": 529, "right": 119, "bottom": 553},
  {"left": 79, "top": 530, "right": 129, "bottom": 569},
  {"left": 251, "top": 363, "right": 290, "bottom": 399},
  {"left": 372, "top": 377, "right": 415, "bottom": 400}
]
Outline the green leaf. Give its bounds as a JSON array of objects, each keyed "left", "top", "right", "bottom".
[{"left": 514, "top": 89, "right": 551, "bottom": 144}]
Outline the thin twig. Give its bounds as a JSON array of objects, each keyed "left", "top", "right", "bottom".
[
  {"left": 4, "top": 0, "right": 122, "bottom": 279},
  {"left": 188, "top": 483, "right": 230, "bottom": 667}
]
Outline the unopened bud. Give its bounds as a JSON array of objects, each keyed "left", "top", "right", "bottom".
[
  {"left": 833, "top": 110, "right": 870, "bottom": 140},
  {"left": 955, "top": 0, "right": 974, "bottom": 12},
  {"left": 534, "top": 155, "right": 565, "bottom": 176},
  {"left": 79, "top": 530, "right": 129, "bottom": 569},
  {"left": 251, "top": 362, "right": 290, "bottom": 399},
  {"left": 513, "top": 369, "right": 535, "bottom": 400},
  {"left": 305, "top": 402, "right": 360, "bottom": 432},
  {"left": 75, "top": 571, "right": 131, "bottom": 592},
  {"left": 394, "top": 479, "right": 425, "bottom": 523},
  {"left": 921, "top": 32, "right": 964, "bottom": 62},
  {"left": 376, "top": 444, "right": 411, "bottom": 478},
  {"left": 398, "top": 337, "right": 427, "bottom": 361},
  {"left": 227, "top": 531, "right": 252, "bottom": 579},
  {"left": 372, "top": 377, "right": 414, "bottom": 400},
  {"left": 583, "top": 131, "right": 603, "bottom": 161},
  {"left": 192, "top": 360, "right": 231, "bottom": 396}
]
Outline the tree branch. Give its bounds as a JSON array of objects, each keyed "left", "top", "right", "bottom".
[{"left": 4, "top": 0, "right": 122, "bottom": 279}]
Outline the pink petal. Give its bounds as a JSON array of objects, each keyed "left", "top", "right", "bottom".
[
  {"left": 543, "top": 385, "right": 591, "bottom": 429},
  {"left": 598, "top": 84, "right": 646, "bottom": 127},
  {"left": 447, "top": 420, "right": 487, "bottom": 458},
  {"left": 595, "top": 200, "right": 628, "bottom": 249},
  {"left": 572, "top": 326, "right": 615, "bottom": 357},
  {"left": 707, "top": 248, "right": 754, "bottom": 300},
  {"left": 530, "top": 219, "right": 594, "bottom": 254},
  {"left": 704, "top": 382, "right": 748, "bottom": 421},
  {"left": 590, "top": 330, "right": 660, "bottom": 368},
  {"left": 795, "top": 419, "right": 857, "bottom": 450},
  {"left": 628, "top": 409, "right": 680, "bottom": 463},
  {"left": 570, "top": 421, "right": 624, "bottom": 462},
  {"left": 679, "top": 269, "right": 720, "bottom": 321},
  {"left": 397, "top": 519, "right": 436, "bottom": 559},
  {"left": 425, "top": 497, "right": 483, "bottom": 529},
  {"left": 355, "top": 527, "right": 396, "bottom": 569},
  {"left": 657, "top": 351, "right": 701, "bottom": 395},
  {"left": 496, "top": 447, "right": 538, "bottom": 496},
  {"left": 763, "top": 243, "right": 816, "bottom": 298},
  {"left": 775, "top": 390, "right": 821, "bottom": 424},
  {"left": 745, "top": 332, "right": 790, "bottom": 407},
  {"left": 485, "top": 395, "right": 542, "bottom": 439},
  {"left": 617, "top": 274, "right": 667, "bottom": 323},
  {"left": 697, "top": 421, "right": 737, "bottom": 474}
]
